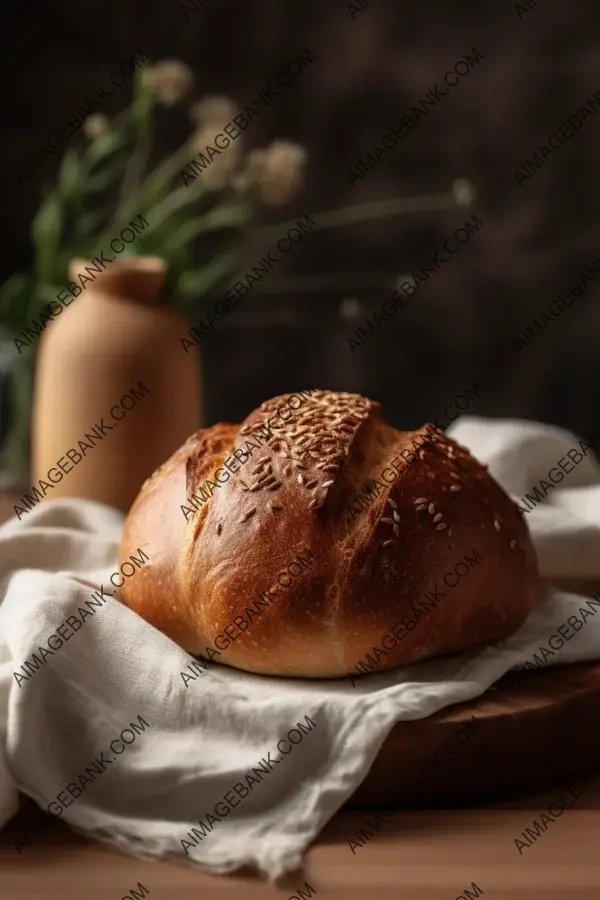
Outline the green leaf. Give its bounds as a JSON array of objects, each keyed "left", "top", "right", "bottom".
[
  {"left": 142, "top": 199, "right": 252, "bottom": 255},
  {"left": 34, "top": 282, "right": 65, "bottom": 304},
  {"left": 197, "top": 201, "right": 254, "bottom": 232},
  {"left": 80, "top": 142, "right": 139, "bottom": 210},
  {"left": 57, "top": 148, "right": 82, "bottom": 202},
  {"left": 142, "top": 184, "right": 212, "bottom": 226},
  {"left": 129, "top": 65, "right": 153, "bottom": 131},
  {"left": 32, "top": 191, "right": 62, "bottom": 285},
  {"left": 86, "top": 165, "right": 126, "bottom": 193},
  {"left": 25, "top": 282, "right": 65, "bottom": 327},
  {"left": 76, "top": 206, "right": 111, "bottom": 239},
  {"left": 118, "top": 140, "right": 203, "bottom": 223},
  {"left": 162, "top": 240, "right": 194, "bottom": 306},
  {"left": 175, "top": 250, "right": 241, "bottom": 304},
  {"left": 159, "top": 213, "right": 243, "bottom": 259},
  {"left": 0, "top": 273, "right": 34, "bottom": 333},
  {"left": 85, "top": 126, "right": 132, "bottom": 166}
]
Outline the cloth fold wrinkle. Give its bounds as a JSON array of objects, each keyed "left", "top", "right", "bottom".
[{"left": 0, "top": 418, "right": 599, "bottom": 878}]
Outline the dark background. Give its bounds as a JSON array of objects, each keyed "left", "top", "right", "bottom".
[{"left": 2, "top": 0, "right": 599, "bottom": 439}]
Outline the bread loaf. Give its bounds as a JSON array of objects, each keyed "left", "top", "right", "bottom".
[{"left": 118, "top": 389, "right": 539, "bottom": 678}]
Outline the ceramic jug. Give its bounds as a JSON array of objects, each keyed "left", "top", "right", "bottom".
[{"left": 32, "top": 257, "right": 203, "bottom": 513}]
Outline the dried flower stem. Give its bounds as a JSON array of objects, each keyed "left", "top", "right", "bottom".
[
  {"left": 256, "top": 189, "right": 468, "bottom": 240},
  {"left": 116, "top": 72, "right": 154, "bottom": 220}
]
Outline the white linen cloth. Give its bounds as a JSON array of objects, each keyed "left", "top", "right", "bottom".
[{"left": 0, "top": 416, "right": 599, "bottom": 879}]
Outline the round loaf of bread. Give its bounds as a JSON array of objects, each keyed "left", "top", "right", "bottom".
[{"left": 119, "top": 389, "right": 539, "bottom": 679}]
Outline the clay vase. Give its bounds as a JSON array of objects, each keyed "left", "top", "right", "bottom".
[{"left": 32, "top": 257, "right": 203, "bottom": 513}]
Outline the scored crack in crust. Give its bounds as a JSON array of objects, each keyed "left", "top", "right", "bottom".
[
  {"left": 244, "top": 390, "right": 376, "bottom": 511},
  {"left": 119, "top": 390, "right": 540, "bottom": 679}
]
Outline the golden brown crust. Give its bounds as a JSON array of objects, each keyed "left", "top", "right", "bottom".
[{"left": 119, "top": 390, "right": 539, "bottom": 679}]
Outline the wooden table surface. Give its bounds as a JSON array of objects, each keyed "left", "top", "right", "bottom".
[
  {"left": 2, "top": 791, "right": 600, "bottom": 899},
  {"left": 2, "top": 492, "right": 600, "bottom": 899}
]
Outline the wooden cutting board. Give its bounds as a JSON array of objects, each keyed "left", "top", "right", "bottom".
[{"left": 346, "top": 660, "right": 600, "bottom": 808}]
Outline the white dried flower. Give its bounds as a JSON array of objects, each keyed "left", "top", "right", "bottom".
[
  {"left": 395, "top": 274, "right": 415, "bottom": 292},
  {"left": 452, "top": 177, "right": 476, "bottom": 207},
  {"left": 189, "top": 95, "right": 238, "bottom": 128},
  {"left": 237, "top": 140, "right": 307, "bottom": 207},
  {"left": 83, "top": 114, "right": 110, "bottom": 140},
  {"left": 141, "top": 59, "right": 194, "bottom": 107},
  {"left": 232, "top": 170, "right": 252, "bottom": 194},
  {"left": 190, "top": 126, "right": 243, "bottom": 189},
  {"left": 339, "top": 297, "right": 362, "bottom": 321}
]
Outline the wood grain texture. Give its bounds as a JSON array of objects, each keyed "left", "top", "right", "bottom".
[
  {"left": 2, "top": 792, "right": 600, "bottom": 899},
  {"left": 352, "top": 660, "right": 600, "bottom": 808}
]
